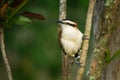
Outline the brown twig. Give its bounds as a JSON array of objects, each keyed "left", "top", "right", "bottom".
[
  {"left": 0, "top": 28, "right": 13, "bottom": 80},
  {"left": 76, "top": 0, "right": 96, "bottom": 80},
  {"left": 59, "top": 0, "right": 71, "bottom": 80}
]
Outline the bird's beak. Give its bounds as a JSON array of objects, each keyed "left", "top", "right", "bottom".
[{"left": 56, "top": 20, "right": 63, "bottom": 23}]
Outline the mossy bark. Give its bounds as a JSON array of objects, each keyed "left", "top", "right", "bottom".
[{"left": 88, "top": 0, "right": 120, "bottom": 80}]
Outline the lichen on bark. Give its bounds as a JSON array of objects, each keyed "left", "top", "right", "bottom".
[{"left": 88, "top": 0, "right": 120, "bottom": 80}]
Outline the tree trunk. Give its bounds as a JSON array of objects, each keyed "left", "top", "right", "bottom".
[{"left": 88, "top": 0, "right": 120, "bottom": 80}]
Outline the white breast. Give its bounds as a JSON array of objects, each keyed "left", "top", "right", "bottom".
[{"left": 61, "top": 25, "right": 83, "bottom": 57}]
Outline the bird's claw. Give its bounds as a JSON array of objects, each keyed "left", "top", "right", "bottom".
[{"left": 74, "top": 56, "right": 81, "bottom": 64}]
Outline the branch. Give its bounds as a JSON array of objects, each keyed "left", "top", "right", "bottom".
[
  {"left": 76, "top": 0, "right": 96, "bottom": 80},
  {"left": 59, "top": 0, "right": 71, "bottom": 80},
  {"left": 0, "top": 28, "right": 13, "bottom": 80}
]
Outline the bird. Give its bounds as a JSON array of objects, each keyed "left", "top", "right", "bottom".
[{"left": 57, "top": 19, "right": 83, "bottom": 64}]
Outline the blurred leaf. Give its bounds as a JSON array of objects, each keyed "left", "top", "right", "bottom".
[
  {"left": 6, "top": 0, "right": 29, "bottom": 23},
  {"left": 0, "top": 1, "right": 9, "bottom": 19},
  {"left": 20, "top": 11, "right": 45, "bottom": 20},
  {"left": 105, "top": 49, "right": 111, "bottom": 63},
  {"left": 15, "top": 16, "right": 32, "bottom": 25},
  {"left": 8, "top": 0, "right": 13, "bottom": 4},
  {"left": 0, "top": 0, "right": 2, "bottom": 5},
  {"left": 105, "top": 49, "right": 120, "bottom": 63},
  {"left": 109, "top": 50, "right": 120, "bottom": 62},
  {"left": 10, "top": 0, "right": 24, "bottom": 8}
]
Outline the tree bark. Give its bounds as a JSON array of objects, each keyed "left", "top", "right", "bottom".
[{"left": 88, "top": 0, "right": 120, "bottom": 80}]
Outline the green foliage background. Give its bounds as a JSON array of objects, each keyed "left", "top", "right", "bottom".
[{"left": 0, "top": 0, "right": 88, "bottom": 80}]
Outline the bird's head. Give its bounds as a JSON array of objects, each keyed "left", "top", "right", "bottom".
[{"left": 56, "top": 19, "right": 78, "bottom": 28}]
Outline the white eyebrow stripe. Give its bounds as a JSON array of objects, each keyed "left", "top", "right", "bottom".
[{"left": 63, "top": 20, "right": 75, "bottom": 24}]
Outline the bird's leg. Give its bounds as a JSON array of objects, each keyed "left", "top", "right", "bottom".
[
  {"left": 74, "top": 50, "right": 85, "bottom": 67},
  {"left": 74, "top": 53, "right": 81, "bottom": 65},
  {"left": 74, "top": 57, "right": 85, "bottom": 67},
  {"left": 74, "top": 56, "right": 80, "bottom": 63}
]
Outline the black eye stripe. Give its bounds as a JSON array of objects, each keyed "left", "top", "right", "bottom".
[{"left": 66, "top": 23, "right": 76, "bottom": 27}]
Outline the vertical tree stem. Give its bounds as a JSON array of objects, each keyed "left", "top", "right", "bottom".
[
  {"left": 0, "top": 28, "right": 13, "bottom": 80},
  {"left": 59, "top": 0, "right": 71, "bottom": 80},
  {"left": 76, "top": 0, "right": 96, "bottom": 80},
  {"left": 59, "top": 0, "right": 66, "bottom": 20}
]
